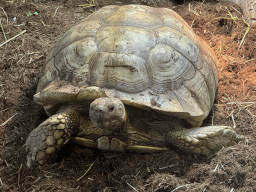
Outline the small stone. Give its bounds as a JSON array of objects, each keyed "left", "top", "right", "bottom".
[
  {"left": 36, "top": 151, "right": 46, "bottom": 161},
  {"left": 57, "top": 114, "right": 64, "bottom": 120},
  {"left": 46, "top": 136, "right": 56, "bottom": 145},
  {"left": 191, "top": 138, "right": 200, "bottom": 145},
  {"left": 46, "top": 147, "right": 56, "bottom": 154},
  {"left": 60, "top": 119, "right": 66, "bottom": 123},
  {"left": 57, "top": 124, "right": 65, "bottom": 129},
  {"left": 194, "top": 148, "right": 201, "bottom": 154},
  {"left": 54, "top": 130, "right": 64, "bottom": 140},
  {"left": 185, "top": 143, "right": 190, "bottom": 146},
  {"left": 184, "top": 136, "right": 192, "bottom": 143},
  {"left": 196, "top": 134, "right": 207, "bottom": 140},
  {"left": 50, "top": 117, "right": 60, "bottom": 125},
  {"left": 189, "top": 146, "right": 195, "bottom": 150}
]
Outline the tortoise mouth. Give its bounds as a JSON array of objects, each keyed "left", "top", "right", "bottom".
[{"left": 94, "top": 117, "right": 124, "bottom": 131}]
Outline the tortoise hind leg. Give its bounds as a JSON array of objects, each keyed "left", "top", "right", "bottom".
[
  {"left": 219, "top": 0, "right": 256, "bottom": 28},
  {"left": 25, "top": 110, "right": 80, "bottom": 168},
  {"left": 168, "top": 126, "right": 244, "bottom": 155}
]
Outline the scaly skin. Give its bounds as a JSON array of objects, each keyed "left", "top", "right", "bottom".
[
  {"left": 168, "top": 126, "right": 244, "bottom": 155},
  {"left": 26, "top": 110, "right": 80, "bottom": 168},
  {"left": 219, "top": 0, "right": 256, "bottom": 28}
]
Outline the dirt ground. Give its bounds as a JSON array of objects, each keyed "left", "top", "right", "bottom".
[{"left": 0, "top": 0, "right": 255, "bottom": 191}]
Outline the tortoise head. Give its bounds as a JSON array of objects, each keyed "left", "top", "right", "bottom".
[{"left": 89, "top": 97, "right": 126, "bottom": 131}]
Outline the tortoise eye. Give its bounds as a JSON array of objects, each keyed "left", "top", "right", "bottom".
[{"left": 108, "top": 105, "right": 115, "bottom": 112}]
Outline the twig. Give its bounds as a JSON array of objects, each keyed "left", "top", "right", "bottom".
[
  {"left": 245, "top": 58, "right": 256, "bottom": 64},
  {"left": 225, "top": 6, "right": 238, "bottom": 25},
  {"left": 171, "top": 184, "right": 190, "bottom": 192},
  {"left": 5, "top": 160, "right": 9, "bottom": 167},
  {"left": 16, "top": 51, "right": 40, "bottom": 64},
  {"left": 0, "top": 91, "right": 4, "bottom": 98},
  {"left": 0, "top": 30, "right": 26, "bottom": 47},
  {"left": 227, "top": 102, "right": 255, "bottom": 105},
  {"left": 188, "top": 3, "right": 199, "bottom": 16},
  {"left": 0, "top": 178, "right": 3, "bottom": 186},
  {"left": 198, "top": 0, "right": 206, "bottom": 8},
  {"left": 231, "top": 6, "right": 242, "bottom": 15},
  {"left": 190, "top": 20, "right": 195, "bottom": 28},
  {"left": 238, "top": 19, "right": 251, "bottom": 49},
  {"left": 32, "top": 176, "right": 41, "bottom": 184},
  {"left": 17, "top": 164, "right": 23, "bottom": 186},
  {"left": 77, "top": 158, "right": 96, "bottom": 181},
  {"left": 0, "top": 7, "right": 8, "bottom": 23},
  {"left": 213, "top": 163, "right": 219, "bottom": 172},
  {"left": 53, "top": 6, "right": 59, "bottom": 17},
  {"left": 126, "top": 181, "right": 139, "bottom": 192},
  {"left": 209, "top": 17, "right": 240, "bottom": 23},
  {"left": 0, "top": 19, "right": 7, "bottom": 41},
  {"left": 0, "top": 113, "right": 20, "bottom": 127},
  {"left": 79, "top": 0, "right": 95, "bottom": 8},
  {"left": 219, "top": 162, "right": 225, "bottom": 170},
  {"left": 41, "top": 20, "right": 45, "bottom": 26},
  {"left": 246, "top": 109, "right": 255, "bottom": 120},
  {"left": 231, "top": 114, "right": 236, "bottom": 128}
]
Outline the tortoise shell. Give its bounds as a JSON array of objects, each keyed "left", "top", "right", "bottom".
[{"left": 35, "top": 5, "right": 218, "bottom": 127}]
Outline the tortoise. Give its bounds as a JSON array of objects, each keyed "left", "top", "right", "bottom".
[
  {"left": 218, "top": 0, "right": 256, "bottom": 28},
  {"left": 25, "top": 4, "right": 245, "bottom": 168}
]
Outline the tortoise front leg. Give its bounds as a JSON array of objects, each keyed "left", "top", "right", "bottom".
[
  {"left": 168, "top": 126, "right": 244, "bottom": 155},
  {"left": 25, "top": 110, "right": 80, "bottom": 168}
]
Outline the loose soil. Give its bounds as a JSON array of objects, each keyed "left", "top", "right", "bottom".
[{"left": 0, "top": 0, "right": 255, "bottom": 191}]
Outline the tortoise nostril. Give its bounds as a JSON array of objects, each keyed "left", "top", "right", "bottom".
[{"left": 108, "top": 105, "right": 115, "bottom": 112}]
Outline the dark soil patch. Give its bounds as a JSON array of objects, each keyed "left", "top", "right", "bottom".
[{"left": 0, "top": 0, "right": 255, "bottom": 191}]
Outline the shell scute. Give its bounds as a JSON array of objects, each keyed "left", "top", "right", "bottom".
[{"left": 155, "top": 26, "right": 199, "bottom": 64}]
